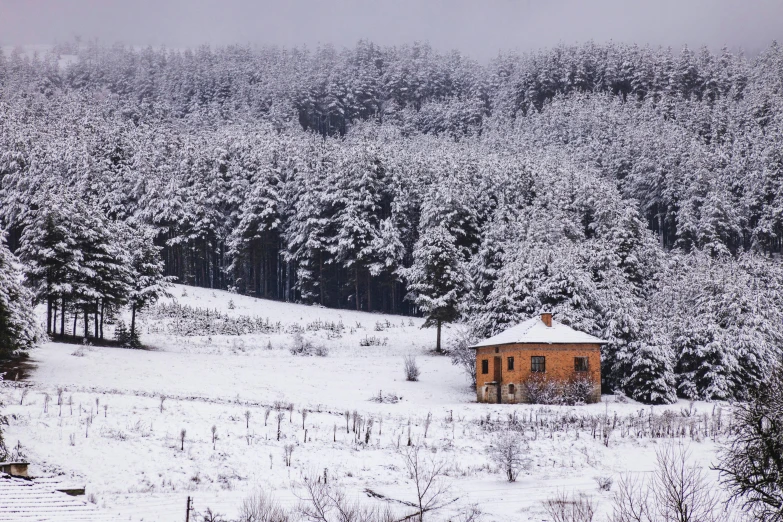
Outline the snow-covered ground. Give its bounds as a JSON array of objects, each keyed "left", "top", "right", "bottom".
[{"left": 1, "top": 285, "right": 731, "bottom": 521}]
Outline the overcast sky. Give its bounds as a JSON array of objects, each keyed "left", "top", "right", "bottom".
[{"left": 1, "top": 0, "right": 782, "bottom": 60}]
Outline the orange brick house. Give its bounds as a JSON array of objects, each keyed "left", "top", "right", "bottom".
[{"left": 473, "top": 312, "right": 606, "bottom": 404}]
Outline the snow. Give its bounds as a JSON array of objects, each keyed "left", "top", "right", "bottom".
[
  {"left": 472, "top": 316, "right": 607, "bottom": 347},
  {"left": 0, "top": 473, "right": 101, "bottom": 521},
  {"left": 0, "top": 284, "right": 732, "bottom": 521}
]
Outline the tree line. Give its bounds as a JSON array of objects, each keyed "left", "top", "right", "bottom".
[{"left": 1, "top": 40, "right": 783, "bottom": 402}]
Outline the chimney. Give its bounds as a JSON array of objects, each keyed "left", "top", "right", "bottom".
[{"left": 540, "top": 312, "right": 552, "bottom": 328}]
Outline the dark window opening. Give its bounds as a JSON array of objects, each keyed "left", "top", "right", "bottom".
[
  {"left": 531, "top": 356, "right": 546, "bottom": 373},
  {"left": 508, "top": 384, "right": 515, "bottom": 396},
  {"left": 495, "top": 347, "right": 499, "bottom": 354},
  {"left": 507, "top": 357, "right": 515, "bottom": 371},
  {"left": 574, "top": 357, "right": 589, "bottom": 372},
  {"left": 481, "top": 359, "right": 489, "bottom": 375}
]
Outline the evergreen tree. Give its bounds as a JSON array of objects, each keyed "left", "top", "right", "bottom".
[
  {"left": 125, "top": 225, "right": 170, "bottom": 346},
  {"left": 0, "top": 231, "right": 39, "bottom": 359},
  {"left": 401, "top": 225, "right": 470, "bottom": 353}
]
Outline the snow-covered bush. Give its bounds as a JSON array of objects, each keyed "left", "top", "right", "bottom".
[
  {"left": 289, "top": 332, "right": 328, "bottom": 356},
  {"left": 403, "top": 355, "right": 420, "bottom": 382},
  {"left": 487, "top": 431, "right": 529, "bottom": 482},
  {"left": 520, "top": 374, "right": 562, "bottom": 405},
  {"left": 562, "top": 377, "right": 599, "bottom": 405},
  {"left": 448, "top": 326, "right": 480, "bottom": 386}
]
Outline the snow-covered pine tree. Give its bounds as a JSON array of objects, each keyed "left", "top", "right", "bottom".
[
  {"left": 0, "top": 230, "right": 39, "bottom": 359},
  {"left": 401, "top": 225, "right": 470, "bottom": 353},
  {"left": 16, "top": 194, "right": 84, "bottom": 337},
  {"left": 616, "top": 336, "right": 678, "bottom": 404}
]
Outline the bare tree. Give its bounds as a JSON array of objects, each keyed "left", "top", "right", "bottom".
[
  {"left": 400, "top": 445, "right": 453, "bottom": 521},
  {"left": 611, "top": 444, "right": 727, "bottom": 522},
  {"left": 297, "top": 475, "right": 395, "bottom": 522},
  {"left": 611, "top": 473, "right": 654, "bottom": 522},
  {"left": 487, "top": 431, "right": 528, "bottom": 482},
  {"left": 714, "top": 369, "right": 783, "bottom": 521},
  {"left": 653, "top": 445, "right": 724, "bottom": 522}
]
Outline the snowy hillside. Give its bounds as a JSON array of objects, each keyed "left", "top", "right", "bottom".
[{"left": 0, "top": 285, "right": 735, "bottom": 521}]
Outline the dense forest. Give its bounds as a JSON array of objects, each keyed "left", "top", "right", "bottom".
[{"left": 2, "top": 40, "right": 783, "bottom": 403}]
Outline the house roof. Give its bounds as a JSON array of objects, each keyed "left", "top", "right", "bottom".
[
  {"left": 0, "top": 473, "right": 105, "bottom": 521},
  {"left": 471, "top": 316, "right": 607, "bottom": 348}
]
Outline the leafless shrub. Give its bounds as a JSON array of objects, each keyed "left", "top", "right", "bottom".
[
  {"left": 400, "top": 445, "right": 452, "bottom": 521},
  {"left": 563, "top": 377, "right": 599, "bottom": 405},
  {"left": 423, "top": 412, "right": 432, "bottom": 438},
  {"left": 276, "top": 412, "right": 285, "bottom": 441},
  {"left": 19, "top": 388, "right": 28, "bottom": 405},
  {"left": 544, "top": 491, "right": 596, "bottom": 522},
  {"left": 521, "top": 374, "right": 561, "bottom": 404},
  {"left": 487, "top": 431, "right": 528, "bottom": 482},
  {"left": 448, "top": 326, "right": 480, "bottom": 386},
  {"left": 283, "top": 444, "right": 294, "bottom": 467},
  {"left": 297, "top": 475, "right": 396, "bottom": 522},
  {"left": 238, "top": 490, "right": 291, "bottom": 522},
  {"left": 159, "top": 395, "right": 166, "bottom": 413},
  {"left": 404, "top": 355, "right": 420, "bottom": 382},
  {"left": 595, "top": 476, "right": 613, "bottom": 492},
  {"left": 454, "top": 504, "right": 483, "bottom": 522},
  {"left": 198, "top": 507, "right": 227, "bottom": 522},
  {"left": 211, "top": 425, "right": 218, "bottom": 450},
  {"left": 264, "top": 407, "right": 271, "bottom": 426}
]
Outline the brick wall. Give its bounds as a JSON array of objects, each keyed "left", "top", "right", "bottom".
[{"left": 475, "top": 343, "right": 601, "bottom": 404}]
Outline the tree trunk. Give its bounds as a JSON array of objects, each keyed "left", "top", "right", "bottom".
[
  {"left": 131, "top": 303, "right": 137, "bottom": 340},
  {"left": 46, "top": 298, "right": 52, "bottom": 334},
  {"left": 367, "top": 271, "right": 372, "bottom": 312},
  {"left": 94, "top": 300, "right": 99, "bottom": 338},
  {"left": 84, "top": 305, "right": 89, "bottom": 338},
  {"left": 436, "top": 319, "right": 442, "bottom": 353},
  {"left": 60, "top": 298, "right": 66, "bottom": 336},
  {"left": 73, "top": 309, "right": 78, "bottom": 337},
  {"left": 99, "top": 301, "right": 105, "bottom": 339},
  {"left": 355, "top": 267, "right": 360, "bottom": 311}
]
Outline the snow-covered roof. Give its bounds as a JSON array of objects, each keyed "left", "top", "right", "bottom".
[
  {"left": 472, "top": 316, "right": 607, "bottom": 348},
  {"left": 0, "top": 473, "right": 104, "bottom": 521}
]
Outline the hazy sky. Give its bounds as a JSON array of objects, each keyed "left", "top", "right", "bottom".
[{"left": 1, "top": 0, "right": 782, "bottom": 59}]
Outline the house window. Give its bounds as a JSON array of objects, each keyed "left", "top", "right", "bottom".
[
  {"left": 508, "top": 384, "right": 515, "bottom": 396},
  {"left": 481, "top": 359, "right": 489, "bottom": 374},
  {"left": 574, "top": 357, "right": 589, "bottom": 372},
  {"left": 531, "top": 356, "right": 546, "bottom": 373},
  {"left": 507, "top": 357, "right": 515, "bottom": 371}
]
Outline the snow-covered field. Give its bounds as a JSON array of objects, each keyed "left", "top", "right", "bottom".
[{"left": 1, "top": 285, "right": 730, "bottom": 521}]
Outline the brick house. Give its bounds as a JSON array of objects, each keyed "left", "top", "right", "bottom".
[{"left": 473, "top": 312, "right": 606, "bottom": 404}]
